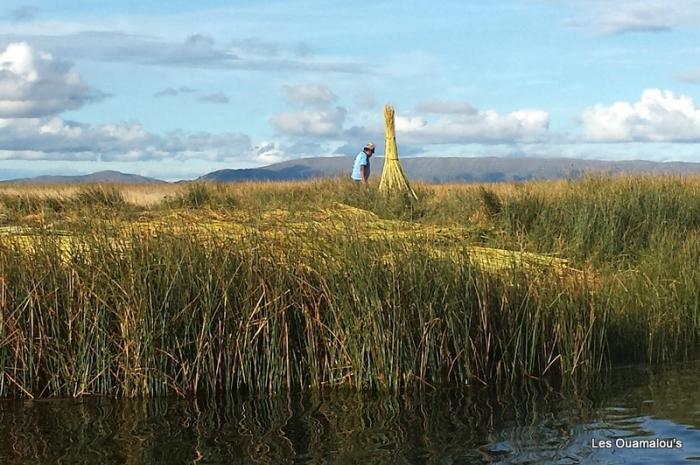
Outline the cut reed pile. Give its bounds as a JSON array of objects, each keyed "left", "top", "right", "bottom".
[
  {"left": 379, "top": 105, "right": 417, "bottom": 199},
  {"left": 0, "top": 203, "right": 576, "bottom": 276}
]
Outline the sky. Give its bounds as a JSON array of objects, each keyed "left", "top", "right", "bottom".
[{"left": 3, "top": 0, "right": 700, "bottom": 180}]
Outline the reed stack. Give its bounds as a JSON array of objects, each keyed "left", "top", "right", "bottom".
[{"left": 379, "top": 105, "right": 418, "bottom": 199}]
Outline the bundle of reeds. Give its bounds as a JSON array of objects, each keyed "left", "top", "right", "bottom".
[{"left": 379, "top": 105, "right": 417, "bottom": 199}]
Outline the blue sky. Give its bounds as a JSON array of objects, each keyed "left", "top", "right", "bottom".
[{"left": 3, "top": 0, "right": 700, "bottom": 180}]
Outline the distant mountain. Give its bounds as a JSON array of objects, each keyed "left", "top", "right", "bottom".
[
  {"left": 6, "top": 157, "right": 700, "bottom": 184},
  {"left": 1, "top": 170, "right": 166, "bottom": 184},
  {"left": 198, "top": 157, "right": 348, "bottom": 182},
  {"left": 199, "top": 156, "right": 700, "bottom": 183}
]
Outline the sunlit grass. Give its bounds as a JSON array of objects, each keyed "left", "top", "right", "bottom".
[{"left": 1, "top": 175, "right": 699, "bottom": 397}]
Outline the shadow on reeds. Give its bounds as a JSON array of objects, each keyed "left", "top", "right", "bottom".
[{"left": 0, "top": 193, "right": 65, "bottom": 220}]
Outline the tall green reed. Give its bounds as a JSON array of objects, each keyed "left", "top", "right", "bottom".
[{"left": 0, "top": 223, "right": 610, "bottom": 398}]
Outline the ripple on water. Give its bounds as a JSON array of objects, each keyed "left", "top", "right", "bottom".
[{"left": 2, "top": 362, "right": 700, "bottom": 464}]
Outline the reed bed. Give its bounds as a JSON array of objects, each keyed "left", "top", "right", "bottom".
[
  {"left": 0, "top": 225, "right": 600, "bottom": 398},
  {"left": 0, "top": 175, "right": 699, "bottom": 397}
]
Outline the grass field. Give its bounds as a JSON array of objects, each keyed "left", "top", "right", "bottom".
[{"left": 0, "top": 175, "right": 699, "bottom": 397}]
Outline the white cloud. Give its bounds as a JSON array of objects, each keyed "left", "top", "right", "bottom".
[
  {"left": 559, "top": 0, "right": 700, "bottom": 35},
  {"left": 0, "top": 41, "right": 102, "bottom": 118},
  {"left": 582, "top": 89, "right": 700, "bottom": 142},
  {"left": 0, "top": 32, "right": 368, "bottom": 74},
  {"left": 272, "top": 87, "right": 530, "bottom": 147},
  {"left": 251, "top": 141, "right": 287, "bottom": 164},
  {"left": 0, "top": 116, "right": 255, "bottom": 162},
  {"left": 270, "top": 106, "right": 347, "bottom": 137},
  {"left": 284, "top": 83, "right": 337, "bottom": 106},
  {"left": 394, "top": 108, "right": 550, "bottom": 144},
  {"left": 272, "top": 84, "right": 345, "bottom": 137},
  {"left": 333, "top": 103, "right": 550, "bottom": 151},
  {"left": 0, "top": 117, "right": 153, "bottom": 155},
  {"left": 0, "top": 41, "right": 282, "bottom": 166}
]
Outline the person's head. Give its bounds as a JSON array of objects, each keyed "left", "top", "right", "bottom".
[{"left": 363, "top": 142, "right": 375, "bottom": 156}]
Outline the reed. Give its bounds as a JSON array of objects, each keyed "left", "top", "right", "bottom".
[
  {"left": 73, "top": 185, "right": 128, "bottom": 209},
  {"left": 0, "top": 224, "right": 602, "bottom": 397},
  {"left": 378, "top": 105, "right": 417, "bottom": 199},
  {"left": 0, "top": 174, "right": 699, "bottom": 397}
]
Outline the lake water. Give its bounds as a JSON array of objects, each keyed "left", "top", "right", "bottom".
[{"left": 2, "top": 362, "right": 700, "bottom": 464}]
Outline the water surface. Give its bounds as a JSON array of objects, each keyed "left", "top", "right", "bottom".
[{"left": 2, "top": 362, "right": 700, "bottom": 464}]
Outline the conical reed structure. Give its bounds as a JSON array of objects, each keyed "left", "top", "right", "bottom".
[{"left": 379, "top": 104, "right": 417, "bottom": 199}]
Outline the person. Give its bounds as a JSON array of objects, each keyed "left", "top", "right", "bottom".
[{"left": 351, "top": 142, "right": 375, "bottom": 184}]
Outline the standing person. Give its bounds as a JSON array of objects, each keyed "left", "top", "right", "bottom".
[{"left": 351, "top": 142, "right": 375, "bottom": 184}]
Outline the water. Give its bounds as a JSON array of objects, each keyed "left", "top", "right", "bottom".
[{"left": 2, "top": 362, "right": 700, "bottom": 464}]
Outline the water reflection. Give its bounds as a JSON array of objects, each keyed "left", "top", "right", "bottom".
[{"left": 1, "top": 362, "right": 700, "bottom": 464}]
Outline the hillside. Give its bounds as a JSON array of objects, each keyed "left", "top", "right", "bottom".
[
  {"left": 1, "top": 170, "right": 166, "bottom": 184},
  {"left": 199, "top": 156, "right": 700, "bottom": 183},
  {"left": 6, "top": 157, "right": 700, "bottom": 184}
]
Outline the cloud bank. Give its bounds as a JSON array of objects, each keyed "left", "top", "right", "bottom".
[
  {"left": 0, "top": 42, "right": 271, "bottom": 165},
  {"left": 394, "top": 107, "right": 550, "bottom": 145},
  {"left": 284, "top": 84, "right": 337, "bottom": 106},
  {"left": 271, "top": 106, "right": 347, "bottom": 138},
  {"left": 560, "top": 0, "right": 700, "bottom": 35},
  {"left": 0, "top": 41, "right": 103, "bottom": 118},
  {"left": 582, "top": 89, "right": 700, "bottom": 142},
  {"left": 0, "top": 32, "right": 367, "bottom": 74},
  {"left": 0, "top": 116, "right": 255, "bottom": 162}
]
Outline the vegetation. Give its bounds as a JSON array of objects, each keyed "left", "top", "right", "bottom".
[
  {"left": 0, "top": 175, "right": 699, "bottom": 397},
  {"left": 379, "top": 104, "right": 417, "bottom": 199}
]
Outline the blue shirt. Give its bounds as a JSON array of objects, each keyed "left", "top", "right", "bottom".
[{"left": 351, "top": 151, "right": 370, "bottom": 180}]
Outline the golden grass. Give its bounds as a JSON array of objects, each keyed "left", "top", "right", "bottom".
[
  {"left": 0, "top": 183, "right": 182, "bottom": 207},
  {"left": 4, "top": 174, "right": 700, "bottom": 204},
  {"left": 0, "top": 199, "right": 576, "bottom": 279},
  {"left": 4, "top": 175, "right": 700, "bottom": 396}
]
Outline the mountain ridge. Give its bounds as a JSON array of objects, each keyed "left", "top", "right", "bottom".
[
  {"left": 5, "top": 157, "right": 700, "bottom": 184},
  {"left": 0, "top": 170, "right": 167, "bottom": 184},
  {"left": 198, "top": 156, "right": 700, "bottom": 183}
]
